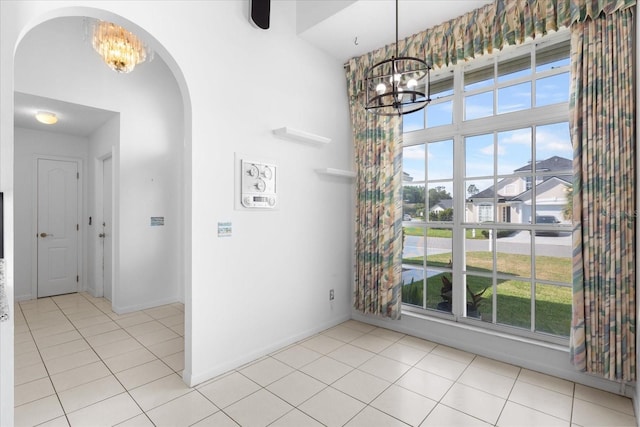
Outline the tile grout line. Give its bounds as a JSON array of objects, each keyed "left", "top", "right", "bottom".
[
  {"left": 18, "top": 296, "right": 77, "bottom": 426},
  {"left": 20, "top": 293, "right": 181, "bottom": 426},
  {"left": 77, "top": 293, "right": 185, "bottom": 425},
  {"left": 16, "top": 295, "right": 636, "bottom": 426}
]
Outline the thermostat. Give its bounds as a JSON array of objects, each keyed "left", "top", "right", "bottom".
[{"left": 241, "top": 160, "right": 277, "bottom": 208}]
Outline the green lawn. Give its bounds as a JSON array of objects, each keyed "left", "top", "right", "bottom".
[
  {"left": 404, "top": 227, "right": 487, "bottom": 239},
  {"left": 402, "top": 251, "right": 571, "bottom": 337}
]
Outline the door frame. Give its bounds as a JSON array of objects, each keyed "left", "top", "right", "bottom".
[
  {"left": 94, "top": 152, "right": 114, "bottom": 300},
  {"left": 31, "top": 155, "right": 84, "bottom": 299}
]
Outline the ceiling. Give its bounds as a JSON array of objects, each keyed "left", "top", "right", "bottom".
[
  {"left": 13, "top": 1, "right": 489, "bottom": 137},
  {"left": 298, "top": 0, "right": 493, "bottom": 62},
  {"left": 14, "top": 92, "right": 116, "bottom": 137}
]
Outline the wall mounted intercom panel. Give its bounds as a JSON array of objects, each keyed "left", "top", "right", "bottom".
[{"left": 241, "top": 159, "right": 277, "bottom": 208}]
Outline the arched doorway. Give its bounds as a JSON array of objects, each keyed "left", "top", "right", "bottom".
[{"left": 3, "top": 6, "right": 192, "bottom": 425}]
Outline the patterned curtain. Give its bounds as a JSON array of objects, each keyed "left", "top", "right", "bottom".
[
  {"left": 569, "top": 7, "right": 636, "bottom": 382},
  {"left": 346, "top": 0, "right": 635, "bottom": 323},
  {"left": 347, "top": 58, "right": 403, "bottom": 318}
]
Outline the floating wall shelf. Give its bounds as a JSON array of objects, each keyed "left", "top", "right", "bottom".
[
  {"left": 315, "top": 168, "right": 356, "bottom": 179},
  {"left": 273, "top": 127, "right": 331, "bottom": 145}
]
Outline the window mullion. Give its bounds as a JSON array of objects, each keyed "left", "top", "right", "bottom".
[
  {"left": 452, "top": 65, "right": 465, "bottom": 318},
  {"left": 401, "top": 34, "right": 571, "bottom": 341}
]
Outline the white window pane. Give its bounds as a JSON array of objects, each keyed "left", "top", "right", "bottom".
[
  {"left": 428, "top": 139, "right": 453, "bottom": 180},
  {"left": 465, "top": 91, "right": 493, "bottom": 120},
  {"left": 465, "top": 134, "right": 494, "bottom": 177},
  {"left": 431, "top": 76, "right": 454, "bottom": 98},
  {"left": 403, "top": 109, "right": 425, "bottom": 132},
  {"left": 403, "top": 184, "right": 425, "bottom": 221},
  {"left": 535, "top": 283, "right": 571, "bottom": 336},
  {"left": 536, "top": 40, "right": 570, "bottom": 72},
  {"left": 465, "top": 66, "right": 494, "bottom": 91},
  {"left": 465, "top": 179, "right": 494, "bottom": 222},
  {"left": 401, "top": 265, "right": 424, "bottom": 308},
  {"left": 403, "top": 144, "right": 426, "bottom": 182},
  {"left": 428, "top": 182, "right": 454, "bottom": 221},
  {"left": 536, "top": 122, "right": 572, "bottom": 160},
  {"left": 496, "top": 230, "right": 531, "bottom": 276},
  {"left": 498, "top": 55, "right": 531, "bottom": 83},
  {"left": 464, "top": 228, "right": 493, "bottom": 266},
  {"left": 497, "top": 128, "right": 532, "bottom": 176},
  {"left": 497, "top": 82, "right": 531, "bottom": 114},
  {"left": 426, "top": 101, "right": 452, "bottom": 128},
  {"left": 497, "top": 280, "right": 531, "bottom": 330},
  {"left": 536, "top": 73, "right": 570, "bottom": 106}
]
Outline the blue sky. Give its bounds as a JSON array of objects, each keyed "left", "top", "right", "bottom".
[
  {"left": 404, "top": 122, "right": 571, "bottom": 195},
  {"left": 403, "top": 69, "right": 571, "bottom": 195}
]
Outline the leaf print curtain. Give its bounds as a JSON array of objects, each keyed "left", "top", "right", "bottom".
[
  {"left": 347, "top": 73, "right": 404, "bottom": 319},
  {"left": 346, "top": 0, "right": 636, "bottom": 331},
  {"left": 569, "top": 7, "right": 636, "bottom": 381}
]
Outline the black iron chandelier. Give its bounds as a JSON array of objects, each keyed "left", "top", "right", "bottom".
[{"left": 365, "top": 0, "right": 431, "bottom": 116}]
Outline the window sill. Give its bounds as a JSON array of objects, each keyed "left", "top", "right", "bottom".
[
  {"left": 400, "top": 308, "right": 569, "bottom": 353},
  {"left": 351, "top": 308, "right": 634, "bottom": 398}
]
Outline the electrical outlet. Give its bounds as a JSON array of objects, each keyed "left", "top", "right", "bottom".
[{"left": 329, "top": 289, "right": 335, "bottom": 301}]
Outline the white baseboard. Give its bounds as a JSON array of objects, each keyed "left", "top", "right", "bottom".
[
  {"left": 352, "top": 310, "right": 635, "bottom": 398},
  {"left": 185, "top": 314, "right": 351, "bottom": 387},
  {"left": 14, "top": 294, "right": 32, "bottom": 302},
  {"left": 113, "top": 296, "right": 179, "bottom": 315}
]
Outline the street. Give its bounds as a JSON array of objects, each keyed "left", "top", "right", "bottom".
[
  {"left": 403, "top": 231, "right": 572, "bottom": 259},
  {"left": 402, "top": 231, "right": 572, "bottom": 285}
]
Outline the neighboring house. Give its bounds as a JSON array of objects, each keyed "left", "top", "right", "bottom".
[
  {"left": 430, "top": 198, "right": 453, "bottom": 213},
  {"left": 403, "top": 171, "right": 414, "bottom": 182},
  {"left": 466, "top": 156, "right": 572, "bottom": 224}
]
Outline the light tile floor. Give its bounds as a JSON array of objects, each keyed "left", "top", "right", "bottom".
[{"left": 13, "top": 293, "right": 637, "bottom": 426}]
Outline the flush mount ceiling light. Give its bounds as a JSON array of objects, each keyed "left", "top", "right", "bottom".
[
  {"left": 35, "top": 111, "right": 58, "bottom": 125},
  {"left": 91, "top": 20, "right": 151, "bottom": 73},
  {"left": 365, "top": 0, "right": 431, "bottom": 116}
]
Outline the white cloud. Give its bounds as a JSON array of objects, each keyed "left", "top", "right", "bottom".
[
  {"left": 536, "top": 127, "right": 572, "bottom": 154},
  {"left": 403, "top": 145, "right": 425, "bottom": 159},
  {"left": 480, "top": 144, "right": 494, "bottom": 155},
  {"left": 499, "top": 129, "right": 532, "bottom": 146}
]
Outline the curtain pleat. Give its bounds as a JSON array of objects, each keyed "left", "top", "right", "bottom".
[
  {"left": 569, "top": 8, "right": 636, "bottom": 381},
  {"left": 348, "top": 72, "right": 403, "bottom": 319}
]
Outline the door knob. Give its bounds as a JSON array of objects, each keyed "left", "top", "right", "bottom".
[
  {"left": 39, "top": 232, "right": 53, "bottom": 238},
  {"left": 98, "top": 233, "right": 106, "bottom": 238}
]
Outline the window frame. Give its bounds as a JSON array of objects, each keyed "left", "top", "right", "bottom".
[{"left": 402, "top": 31, "right": 572, "bottom": 345}]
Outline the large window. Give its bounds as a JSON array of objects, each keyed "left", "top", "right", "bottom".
[{"left": 401, "top": 34, "right": 572, "bottom": 343}]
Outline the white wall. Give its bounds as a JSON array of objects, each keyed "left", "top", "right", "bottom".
[
  {"left": 14, "top": 16, "right": 184, "bottom": 314},
  {"left": 86, "top": 115, "right": 120, "bottom": 297},
  {"left": 1, "top": 5, "right": 354, "bottom": 422},
  {"left": 13, "top": 128, "right": 89, "bottom": 301}
]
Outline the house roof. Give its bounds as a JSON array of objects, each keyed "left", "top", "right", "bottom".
[
  {"left": 431, "top": 199, "right": 453, "bottom": 210},
  {"left": 469, "top": 187, "right": 499, "bottom": 200},
  {"left": 468, "top": 156, "right": 571, "bottom": 202},
  {"left": 514, "top": 156, "right": 572, "bottom": 173},
  {"left": 511, "top": 176, "right": 571, "bottom": 202}
]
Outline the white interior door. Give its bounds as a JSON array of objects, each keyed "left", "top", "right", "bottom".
[
  {"left": 102, "top": 156, "right": 113, "bottom": 301},
  {"left": 37, "top": 159, "right": 79, "bottom": 297}
]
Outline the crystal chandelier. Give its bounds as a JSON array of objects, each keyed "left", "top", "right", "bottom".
[
  {"left": 365, "top": 0, "right": 431, "bottom": 116},
  {"left": 91, "top": 21, "right": 150, "bottom": 73}
]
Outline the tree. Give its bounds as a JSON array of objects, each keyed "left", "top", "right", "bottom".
[
  {"left": 403, "top": 186, "right": 425, "bottom": 204},
  {"left": 428, "top": 186, "right": 452, "bottom": 209},
  {"left": 467, "top": 184, "right": 479, "bottom": 198}
]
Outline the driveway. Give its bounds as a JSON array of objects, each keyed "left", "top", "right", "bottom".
[{"left": 403, "top": 230, "right": 571, "bottom": 259}]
